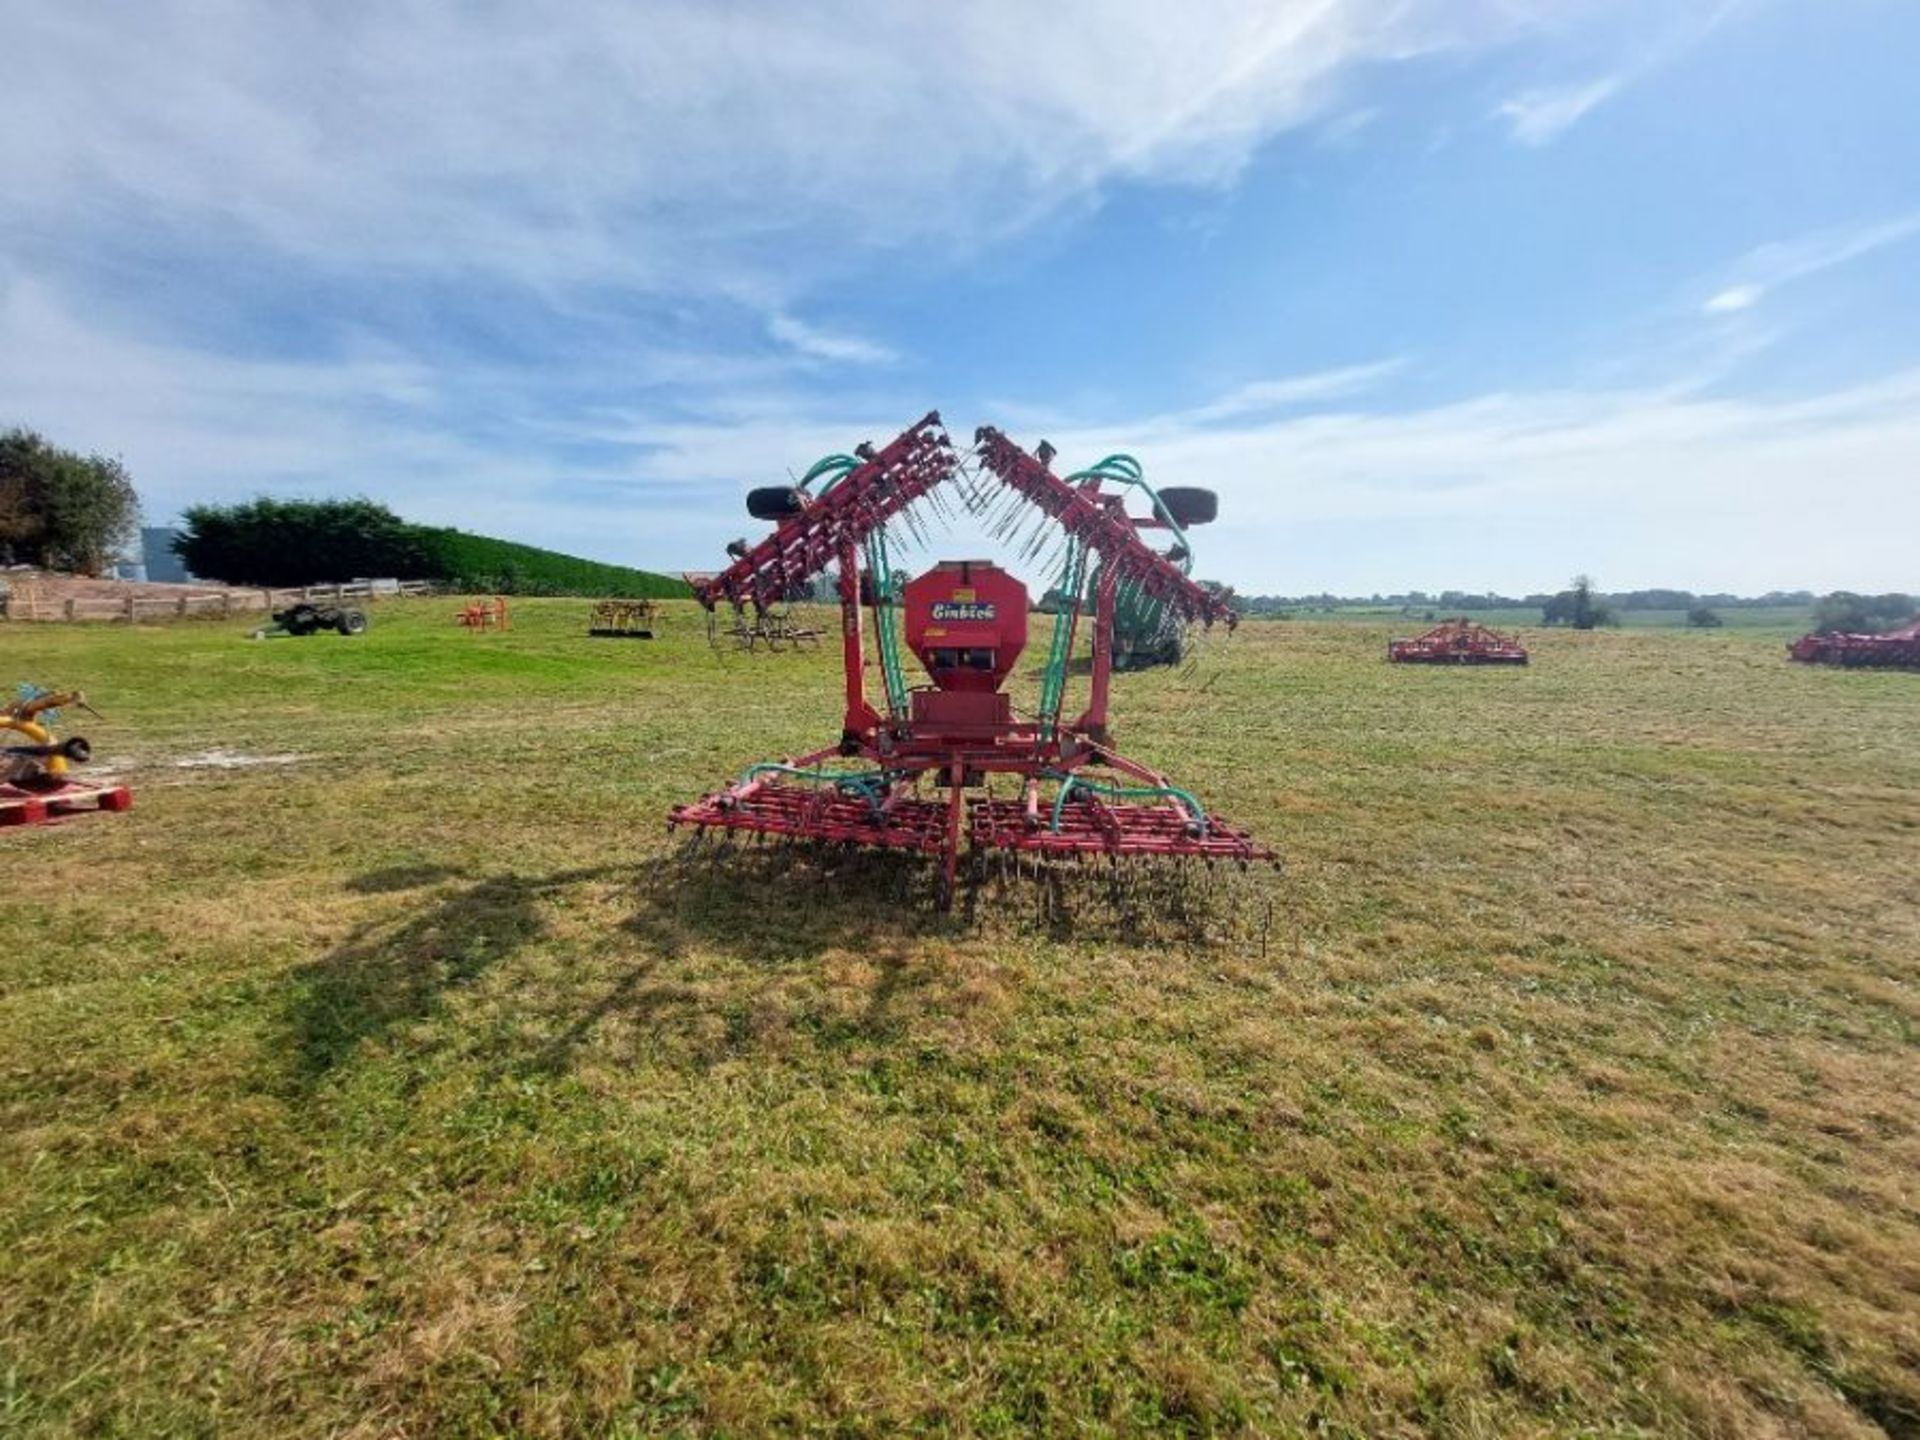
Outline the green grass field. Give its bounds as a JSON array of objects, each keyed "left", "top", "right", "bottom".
[{"left": 3, "top": 602, "right": 1916, "bottom": 1437}]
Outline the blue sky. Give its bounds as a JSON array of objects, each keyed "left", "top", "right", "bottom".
[{"left": 3, "top": 0, "right": 1916, "bottom": 593}]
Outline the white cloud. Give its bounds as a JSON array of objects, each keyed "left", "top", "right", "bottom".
[
  {"left": 1151, "top": 360, "right": 1406, "bottom": 426},
  {"left": 1314, "top": 107, "right": 1382, "bottom": 148},
  {"left": 0, "top": 1, "right": 1540, "bottom": 298},
  {"left": 8, "top": 274, "right": 1913, "bottom": 596},
  {"left": 1703, "top": 285, "right": 1763, "bottom": 314},
  {"left": 1014, "top": 373, "right": 1920, "bottom": 593},
  {"left": 1700, "top": 212, "right": 1920, "bottom": 315},
  {"left": 1493, "top": 76, "right": 1622, "bottom": 146},
  {"left": 0, "top": 0, "right": 1885, "bottom": 599},
  {"left": 0, "top": 274, "right": 746, "bottom": 565},
  {"left": 767, "top": 313, "right": 897, "bottom": 366},
  {"left": 1492, "top": 0, "right": 1745, "bottom": 148}
]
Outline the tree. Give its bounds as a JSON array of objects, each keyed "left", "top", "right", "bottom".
[
  {"left": 1812, "top": 592, "right": 1872, "bottom": 633},
  {"left": 175, "top": 497, "right": 431, "bottom": 587},
  {"left": 1541, "top": 575, "right": 1617, "bottom": 630},
  {"left": 0, "top": 427, "right": 141, "bottom": 575},
  {"left": 0, "top": 436, "right": 44, "bottom": 561},
  {"left": 1810, "top": 591, "right": 1917, "bottom": 634},
  {"left": 1685, "top": 605, "right": 1724, "bottom": 628}
]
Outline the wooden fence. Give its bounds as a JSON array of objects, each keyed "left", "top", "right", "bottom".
[{"left": 0, "top": 578, "right": 435, "bottom": 624}]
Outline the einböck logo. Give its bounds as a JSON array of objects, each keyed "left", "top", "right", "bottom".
[{"left": 930, "top": 601, "right": 996, "bottom": 623}]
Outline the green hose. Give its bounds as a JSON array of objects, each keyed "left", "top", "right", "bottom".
[
  {"left": 864, "top": 531, "right": 910, "bottom": 717},
  {"left": 1071, "top": 454, "right": 1143, "bottom": 481},
  {"left": 1068, "top": 453, "right": 1197, "bottom": 667},
  {"left": 1037, "top": 537, "right": 1087, "bottom": 737},
  {"left": 1050, "top": 774, "right": 1207, "bottom": 834},
  {"left": 794, "top": 451, "right": 909, "bottom": 719},
  {"left": 801, "top": 454, "right": 860, "bottom": 493},
  {"left": 1066, "top": 453, "right": 1192, "bottom": 574},
  {"left": 739, "top": 762, "right": 896, "bottom": 813}
]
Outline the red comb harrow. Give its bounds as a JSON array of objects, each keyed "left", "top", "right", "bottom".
[{"left": 669, "top": 414, "right": 1274, "bottom": 907}]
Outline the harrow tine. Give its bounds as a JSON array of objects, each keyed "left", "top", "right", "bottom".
[
  {"left": 1015, "top": 512, "right": 1046, "bottom": 556},
  {"left": 1020, "top": 520, "right": 1052, "bottom": 564},
  {"left": 987, "top": 495, "right": 1018, "bottom": 538},
  {"left": 901, "top": 505, "right": 930, "bottom": 549}
]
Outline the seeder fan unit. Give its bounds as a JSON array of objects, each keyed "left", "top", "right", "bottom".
[{"left": 669, "top": 413, "right": 1274, "bottom": 904}]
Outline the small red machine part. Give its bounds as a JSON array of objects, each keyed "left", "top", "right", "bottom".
[
  {"left": 1788, "top": 617, "right": 1920, "bottom": 670},
  {"left": 457, "top": 597, "right": 510, "bottom": 629},
  {"left": 1387, "top": 617, "right": 1529, "bottom": 665}
]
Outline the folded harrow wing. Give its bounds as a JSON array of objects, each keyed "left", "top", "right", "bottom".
[
  {"left": 1387, "top": 617, "right": 1529, "bottom": 665},
  {"left": 669, "top": 412, "right": 1274, "bottom": 905}
]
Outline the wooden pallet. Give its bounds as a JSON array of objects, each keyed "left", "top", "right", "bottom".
[{"left": 0, "top": 782, "right": 134, "bottom": 827}]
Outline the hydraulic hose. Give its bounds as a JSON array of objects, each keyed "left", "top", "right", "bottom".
[{"left": 1049, "top": 773, "right": 1208, "bottom": 835}]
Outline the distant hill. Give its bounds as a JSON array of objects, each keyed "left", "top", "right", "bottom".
[{"left": 414, "top": 528, "right": 690, "bottom": 598}]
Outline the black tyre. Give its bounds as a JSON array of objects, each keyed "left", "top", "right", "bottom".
[
  {"left": 280, "top": 606, "right": 321, "bottom": 636},
  {"left": 747, "top": 486, "right": 805, "bottom": 522},
  {"left": 1157, "top": 487, "right": 1218, "bottom": 527},
  {"left": 336, "top": 609, "right": 369, "bottom": 636}
]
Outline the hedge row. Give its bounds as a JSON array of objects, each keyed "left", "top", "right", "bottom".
[
  {"left": 415, "top": 529, "right": 691, "bottom": 598},
  {"left": 174, "top": 498, "right": 691, "bottom": 598}
]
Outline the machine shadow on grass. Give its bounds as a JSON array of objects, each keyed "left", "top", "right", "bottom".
[
  {"left": 284, "top": 841, "right": 1275, "bottom": 1087},
  {"left": 287, "top": 865, "right": 591, "bottom": 1083},
  {"left": 285, "top": 846, "right": 961, "bottom": 1087},
  {"left": 343, "top": 862, "right": 464, "bottom": 895}
]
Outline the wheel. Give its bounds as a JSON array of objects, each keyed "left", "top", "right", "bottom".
[
  {"left": 747, "top": 486, "right": 805, "bottom": 522},
  {"left": 1157, "top": 487, "right": 1218, "bottom": 527},
  {"left": 336, "top": 609, "right": 368, "bottom": 636}
]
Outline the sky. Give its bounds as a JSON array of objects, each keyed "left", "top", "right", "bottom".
[{"left": 2, "top": 0, "right": 1917, "bottom": 595}]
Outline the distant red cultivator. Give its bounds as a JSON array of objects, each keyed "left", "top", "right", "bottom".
[
  {"left": 669, "top": 413, "right": 1274, "bottom": 905},
  {"left": 1788, "top": 617, "right": 1920, "bottom": 670},
  {"left": 1388, "top": 617, "right": 1529, "bottom": 665}
]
